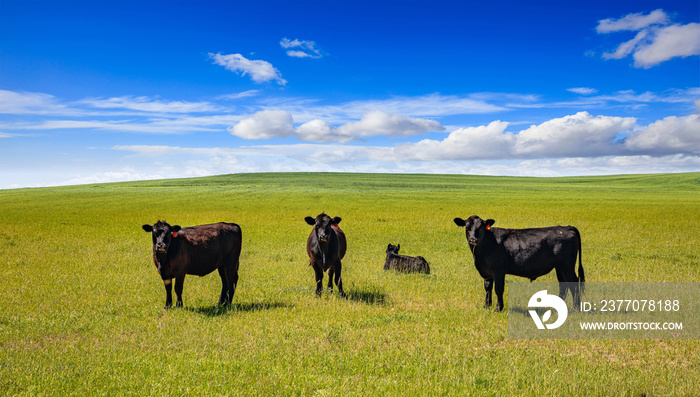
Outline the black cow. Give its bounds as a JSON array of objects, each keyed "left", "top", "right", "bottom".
[
  {"left": 305, "top": 213, "right": 347, "bottom": 298},
  {"left": 453, "top": 215, "right": 584, "bottom": 312},
  {"left": 142, "top": 220, "right": 242, "bottom": 309},
  {"left": 384, "top": 244, "right": 430, "bottom": 274}
]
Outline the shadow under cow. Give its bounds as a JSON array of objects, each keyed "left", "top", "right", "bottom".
[
  {"left": 186, "top": 301, "right": 294, "bottom": 317},
  {"left": 346, "top": 285, "right": 387, "bottom": 305}
]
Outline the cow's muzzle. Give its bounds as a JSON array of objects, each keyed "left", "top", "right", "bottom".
[{"left": 468, "top": 239, "right": 478, "bottom": 246}]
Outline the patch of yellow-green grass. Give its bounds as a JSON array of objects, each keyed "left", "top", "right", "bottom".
[{"left": 1, "top": 172, "right": 698, "bottom": 396}]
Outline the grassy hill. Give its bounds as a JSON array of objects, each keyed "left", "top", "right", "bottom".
[{"left": 1, "top": 172, "right": 698, "bottom": 396}]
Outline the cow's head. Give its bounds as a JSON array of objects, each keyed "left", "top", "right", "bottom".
[
  {"left": 386, "top": 244, "right": 400, "bottom": 254},
  {"left": 142, "top": 220, "right": 181, "bottom": 256},
  {"left": 453, "top": 215, "right": 495, "bottom": 246},
  {"left": 305, "top": 213, "right": 341, "bottom": 249}
]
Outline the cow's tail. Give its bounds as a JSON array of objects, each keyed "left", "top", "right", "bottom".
[{"left": 574, "top": 227, "right": 585, "bottom": 295}]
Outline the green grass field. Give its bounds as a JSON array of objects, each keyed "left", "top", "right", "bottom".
[{"left": 1, "top": 172, "right": 699, "bottom": 396}]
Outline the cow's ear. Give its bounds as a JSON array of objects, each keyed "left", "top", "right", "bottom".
[
  {"left": 397, "top": 244, "right": 400, "bottom": 251},
  {"left": 453, "top": 218, "right": 466, "bottom": 227},
  {"left": 332, "top": 216, "right": 342, "bottom": 225},
  {"left": 142, "top": 224, "right": 153, "bottom": 232},
  {"left": 305, "top": 217, "right": 315, "bottom": 225},
  {"left": 486, "top": 219, "right": 495, "bottom": 228},
  {"left": 172, "top": 225, "right": 181, "bottom": 233}
]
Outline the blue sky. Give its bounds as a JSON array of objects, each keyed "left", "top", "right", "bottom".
[{"left": 1, "top": 0, "right": 699, "bottom": 188}]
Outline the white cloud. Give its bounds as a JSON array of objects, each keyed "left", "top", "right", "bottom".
[
  {"left": 632, "top": 23, "right": 700, "bottom": 68},
  {"left": 603, "top": 30, "right": 649, "bottom": 60},
  {"left": 113, "top": 145, "right": 240, "bottom": 157},
  {"left": 230, "top": 110, "right": 295, "bottom": 139},
  {"left": 216, "top": 90, "right": 262, "bottom": 100},
  {"left": 391, "top": 121, "right": 513, "bottom": 161},
  {"left": 596, "top": 10, "right": 700, "bottom": 68},
  {"left": 624, "top": 114, "right": 700, "bottom": 155},
  {"left": 507, "top": 88, "right": 700, "bottom": 111},
  {"left": 79, "top": 96, "right": 220, "bottom": 113},
  {"left": 337, "top": 110, "right": 443, "bottom": 139},
  {"left": 296, "top": 119, "right": 343, "bottom": 143},
  {"left": 596, "top": 89, "right": 689, "bottom": 104},
  {"left": 25, "top": 120, "right": 129, "bottom": 130},
  {"left": 209, "top": 53, "right": 287, "bottom": 85},
  {"left": 567, "top": 87, "right": 598, "bottom": 95},
  {"left": 342, "top": 94, "right": 507, "bottom": 118},
  {"left": 513, "top": 112, "right": 636, "bottom": 158},
  {"left": 280, "top": 38, "right": 324, "bottom": 58},
  {"left": 596, "top": 9, "right": 669, "bottom": 33},
  {"left": 2, "top": 116, "right": 240, "bottom": 134},
  {"left": 229, "top": 109, "right": 443, "bottom": 143},
  {"left": 0, "top": 89, "right": 70, "bottom": 115}
]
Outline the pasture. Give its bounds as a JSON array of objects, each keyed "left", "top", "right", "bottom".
[{"left": 1, "top": 172, "right": 699, "bottom": 396}]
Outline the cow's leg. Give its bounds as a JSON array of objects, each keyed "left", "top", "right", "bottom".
[
  {"left": 556, "top": 266, "right": 581, "bottom": 308},
  {"left": 483, "top": 278, "right": 493, "bottom": 308},
  {"left": 569, "top": 268, "right": 581, "bottom": 309},
  {"left": 570, "top": 281, "right": 581, "bottom": 310},
  {"left": 557, "top": 265, "right": 581, "bottom": 309},
  {"left": 228, "top": 263, "right": 239, "bottom": 304},
  {"left": 334, "top": 261, "right": 346, "bottom": 299},
  {"left": 327, "top": 266, "right": 334, "bottom": 292},
  {"left": 555, "top": 267, "right": 568, "bottom": 302},
  {"left": 174, "top": 275, "right": 185, "bottom": 308},
  {"left": 314, "top": 264, "right": 324, "bottom": 297},
  {"left": 217, "top": 267, "right": 229, "bottom": 306},
  {"left": 163, "top": 279, "right": 173, "bottom": 309},
  {"left": 493, "top": 272, "right": 506, "bottom": 312}
]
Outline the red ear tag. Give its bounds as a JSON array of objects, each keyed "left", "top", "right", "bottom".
[
  {"left": 333, "top": 223, "right": 338, "bottom": 228},
  {"left": 485, "top": 224, "right": 491, "bottom": 231},
  {"left": 173, "top": 232, "right": 178, "bottom": 238}
]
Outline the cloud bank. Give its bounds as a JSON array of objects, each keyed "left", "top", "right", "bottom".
[
  {"left": 230, "top": 109, "right": 444, "bottom": 143},
  {"left": 2, "top": 88, "right": 698, "bottom": 188},
  {"left": 406, "top": 111, "right": 698, "bottom": 160},
  {"left": 225, "top": 110, "right": 699, "bottom": 160}
]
